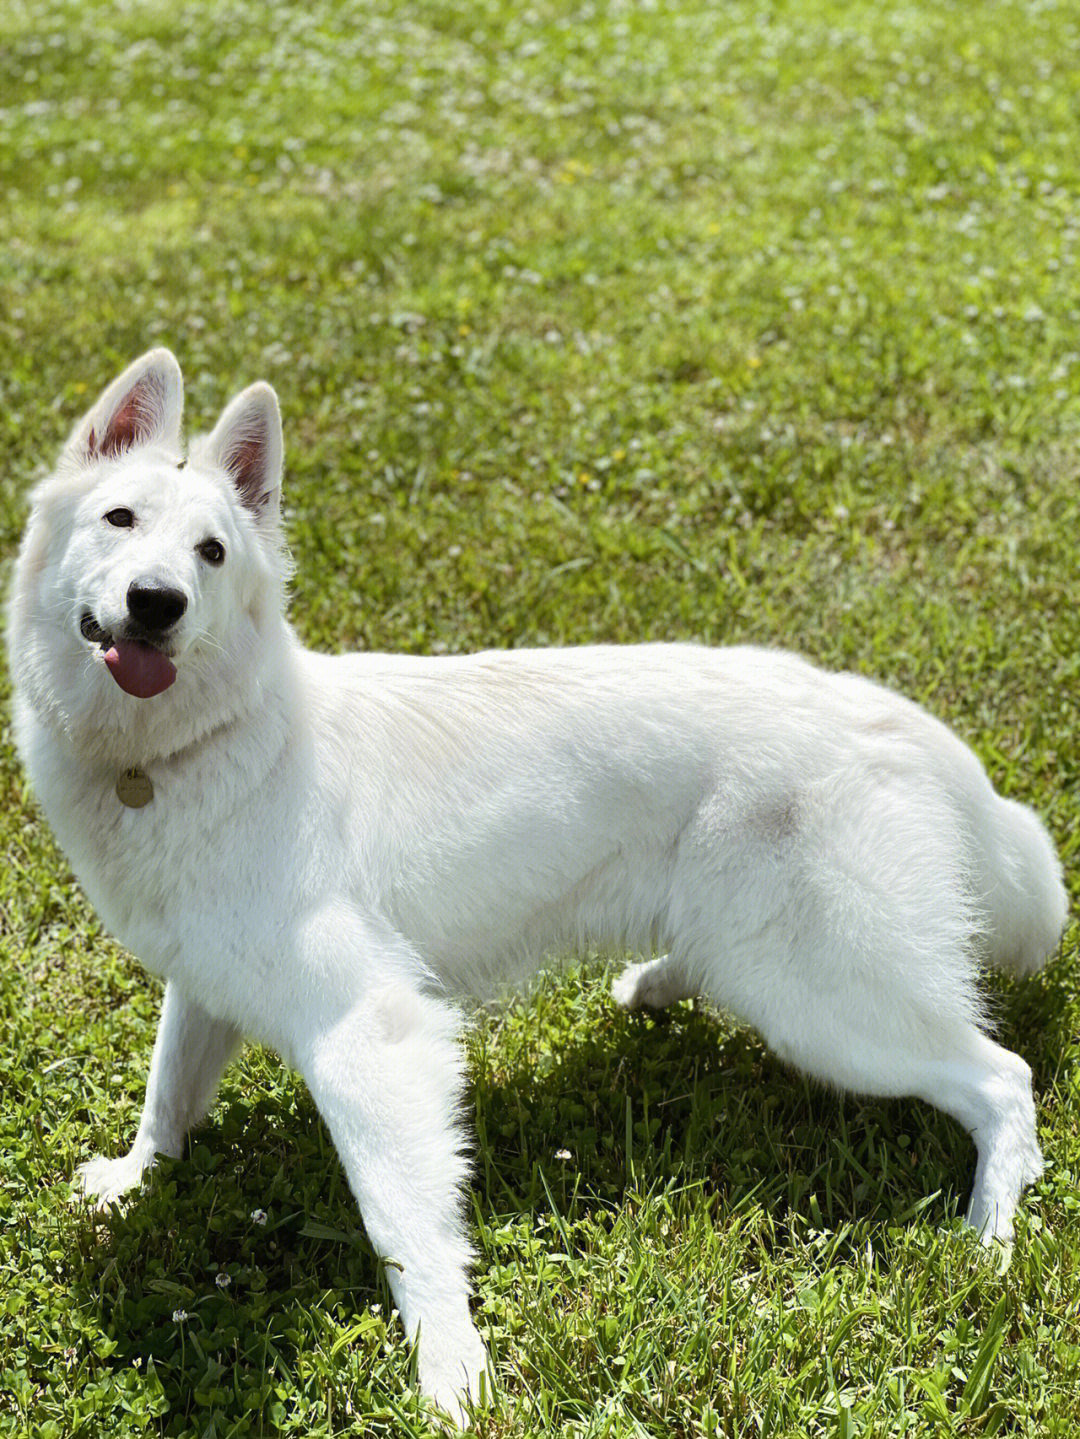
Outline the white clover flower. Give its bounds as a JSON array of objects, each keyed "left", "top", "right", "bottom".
[
  {"left": 172, "top": 1309, "right": 189, "bottom": 1323},
  {"left": 215, "top": 1272, "right": 232, "bottom": 1290}
]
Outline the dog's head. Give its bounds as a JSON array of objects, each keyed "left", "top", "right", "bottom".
[{"left": 9, "top": 350, "right": 292, "bottom": 762}]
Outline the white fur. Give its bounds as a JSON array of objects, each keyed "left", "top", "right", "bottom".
[{"left": 8, "top": 351, "right": 1069, "bottom": 1423}]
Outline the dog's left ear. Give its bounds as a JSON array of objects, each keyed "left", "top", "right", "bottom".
[
  {"left": 68, "top": 348, "right": 184, "bottom": 463},
  {"left": 202, "top": 382, "right": 283, "bottom": 524}
]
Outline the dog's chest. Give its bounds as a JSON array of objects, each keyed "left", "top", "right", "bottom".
[{"left": 32, "top": 743, "right": 220, "bottom": 964}]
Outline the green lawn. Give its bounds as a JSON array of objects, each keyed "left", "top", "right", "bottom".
[{"left": 1, "top": 1, "right": 1079, "bottom": 1434}]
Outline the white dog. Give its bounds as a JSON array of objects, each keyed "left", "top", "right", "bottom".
[{"left": 8, "top": 350, "right": 1068, "bottom": 1421}]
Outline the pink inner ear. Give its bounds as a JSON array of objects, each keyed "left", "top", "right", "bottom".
[
  {"left": 227, "top": 429, "right": 270, "bottom": 510},
  {"left": 230, "top": 434, "right": 264, "bottom": 483},
  {"left": 89, "top": 389, "right": 149, "bottom": 459}
]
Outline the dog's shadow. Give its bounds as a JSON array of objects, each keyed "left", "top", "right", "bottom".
[
  {"left": 67, "top": 957, "right": 1073, "bottom": 1424},
  {"left": 471, "top": 978, "right": 949, "bottom": 1238},
  {"left": 468, "top": 956, "right": 1072, "bottom": 1234}
]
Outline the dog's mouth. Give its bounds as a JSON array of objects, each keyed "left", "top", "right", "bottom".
[
  {"left": 80, "top": 611, "right": 178, "bottom": 699},
  {"left": 79, "top": 613, "right": 110, "bottom": 647}
]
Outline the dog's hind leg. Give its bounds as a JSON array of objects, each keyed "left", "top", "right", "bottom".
[
  {"left": 754, "top": 997, "right": 1043, "bottom": 1245},
  {"left": 298, "top": 984, "right": 488, "bottom": 1425},
  {"left": 79, "top": 981, "right": 242, "bottom": 1205},
  {"left": 685, "top": 766, "right": 1050, "bottom": 1244},
  {"left": 916, "top": 1031, "right": 1044, "bottom": 1243}
]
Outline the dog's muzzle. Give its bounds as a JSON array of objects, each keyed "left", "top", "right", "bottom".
[{"left": 126, "top": 579, "right": 187, "bottom": 635}]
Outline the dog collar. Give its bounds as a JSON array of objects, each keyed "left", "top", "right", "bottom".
[{"left": 116, "top": 767, "right": 154, "bottom": 808}]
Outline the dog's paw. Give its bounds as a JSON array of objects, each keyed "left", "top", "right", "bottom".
[
  {"left": 419, "top": 1324, "right": 491, "bottom": 1430},
  {"left": 611, "top": 959, "right": 654, "bottom": 1010},
  {"left": 611, "top": 955, "right": 684, "bottom": 1011},
  {"left": 76, "top": 1150, "right": 154, "bottom": 1207}
]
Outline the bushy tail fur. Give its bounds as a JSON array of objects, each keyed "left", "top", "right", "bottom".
[{"left": 977, "top": 794, "right": 1067, "bottom": 977}]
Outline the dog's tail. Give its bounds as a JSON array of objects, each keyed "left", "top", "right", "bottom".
[{"left": 974, "top": 790, "right": 1068, "bottom": 977}]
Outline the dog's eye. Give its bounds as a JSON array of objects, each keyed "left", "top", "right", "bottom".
[
  {"left": 104, "top": 507, "right": 135, "bottom": 528},
  {"left": 197, "top": 538, "right": 226, "bottom": 566}
]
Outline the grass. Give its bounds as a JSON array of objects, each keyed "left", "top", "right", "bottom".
[{"left": 1, "top": 0, "right": 1079, "bottom": 1434}]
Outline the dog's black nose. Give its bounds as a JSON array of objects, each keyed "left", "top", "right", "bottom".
[{"left": 126, "top": 579, "right": 187, "bottom": 632}]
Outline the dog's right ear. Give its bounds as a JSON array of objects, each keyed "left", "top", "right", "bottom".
[
  {"left": 200, "top": 382, "right": 283, "bottom": 526},
  {"left": 66, "top": 349, "right": 184, "bottom": 465}
]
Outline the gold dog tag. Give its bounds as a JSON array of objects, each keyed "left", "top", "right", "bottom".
[{"left": 116, "top": 767, "right": 154, "bottom": 808}]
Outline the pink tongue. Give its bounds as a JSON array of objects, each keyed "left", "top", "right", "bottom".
[{"left": 104, "top": 639, "right": 177, "bottom": 698}]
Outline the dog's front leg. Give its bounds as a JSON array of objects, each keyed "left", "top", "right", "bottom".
[
  {"left": 298, "top": 987, "right": 487, "bottom": 1426},
  {"left": 79, "top": 980, "right": 242, "bottom": 1205}
]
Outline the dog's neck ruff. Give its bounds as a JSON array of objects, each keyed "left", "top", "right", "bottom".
[{"left": 100, "top": 643, "right": 293, "bottom": 811}]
